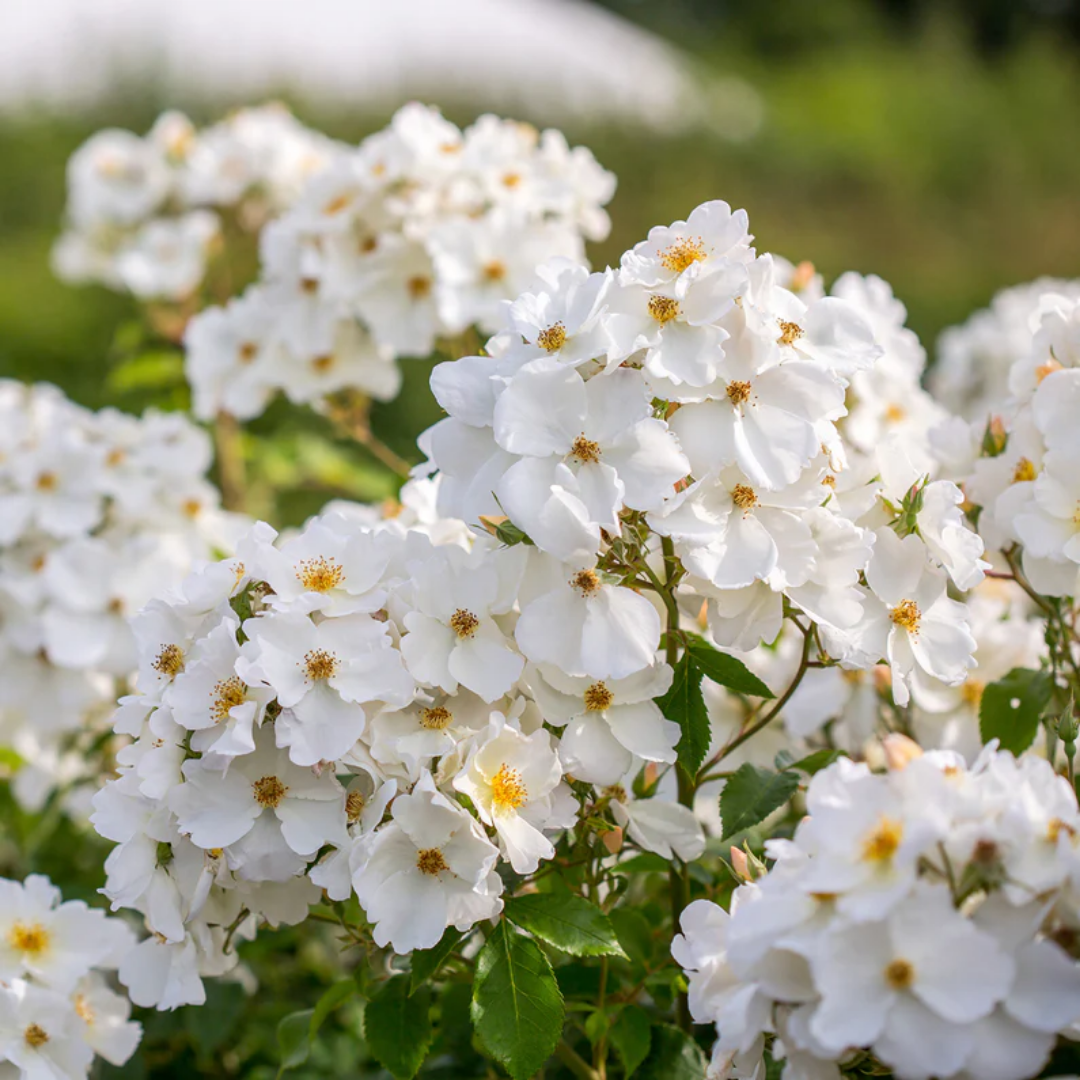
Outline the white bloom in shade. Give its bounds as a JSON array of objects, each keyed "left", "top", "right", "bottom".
[
  {"left": 70, "top": 974, "right": 142, "bottom": 1068},
  {"left": 353, "top": 773, "right": 503, "bottom": 954},
  {"left": 611, "top": 789, "right": 706, "bottom": 861},
  {"left": 0, "top": 876, "right": 133, "bottom": 993},
  {"left": 240, "top": 611, "right": 414, "bottom": 766},
  {"left": 453, "top": 716, "right": 565, "bottom": 874},
  {"left": 169, "top": 730, "right": 347, "bottom": 856},
  {"left": 810, "top": 885, "right": 1014, "bottom": 1077},
  {"left": 0, "top": 980, "right": 94, "bottom": 1080},
  {"left": 527, "top": 663, "right": 677, "bottom": 786},
  {"left": 515, "top": 566, "right": 661, "bottom": 681},
  {"left": 913, "top": 480, "right": 988, "bottom": 591},
  {"left": 118, "top": 934, "right": 205, "bottom": 1011},
  {"left": 400, "top": 544, "right": 525, "bottom": 703}
]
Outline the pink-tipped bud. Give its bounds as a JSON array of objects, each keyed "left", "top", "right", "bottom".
[
  {"left": 730, "top": 846, "right": 751, "bottom": 881},
  {"left": 883, "top": 733, "right": 923, "bottom": 772}
]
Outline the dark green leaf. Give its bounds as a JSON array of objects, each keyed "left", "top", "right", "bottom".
[
  {"left": 276, "top": 1009, "right": 315, "bottom": 1074},
  {"left": 637, "top": 1024, "right": 708, "bottom": 1079},
  {"left": 656, "top": 652, "right": 710, "bottom": 776},
  {"left": 365, "top": 975, "right": 434, "bottom": 1080},
  {"left": 787, "top": 748, "right": 846, "bottom": 775},
  {"left": 684, "top": 634, "right": 775, "bottom": 698},
  {"left": 610, "top": 1006, "right": 652, "bottom": 1077},
  {"left": 610, "top": 852, "right": 670, "bottom": 876},
  {"left": 410, "top": 927, "right": 463, "bottom": 993},
  {"left": 505, "top": 892, "right": 626, "bottom": 958},
  {"left": 183, "top": 981, "right": 245, "bottom": 1061},
  {"left": 310, "top": 979, "right": 356, "bottom": 1036},
  {"left": 980, "top": 667, "right": 1054, "bottom": 755},
  {"left": 471, "top": 920, "right": 564, "bottom": 1080},
  {"left": 609, "top": 908, "right": 654, "bottom": 969},
  {"left": 719, "top": 763, "right": 800, "bottom": 840}
]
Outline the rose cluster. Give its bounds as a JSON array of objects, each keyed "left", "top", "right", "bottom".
[
  {"left": 675, "top": 741, "right": 1080, "bottom": 1080},
  {"left": 182, "top": 102, "right": 616, "bottom": 421},
  {"left": 0, "top": 875, "right": 140, "bottom": 1080},
  {"left": 0, "top": 380, "right": 241, "bottom": 812},
  {"left": 52, "top": 104, "right": 340, "bottom": 302}
]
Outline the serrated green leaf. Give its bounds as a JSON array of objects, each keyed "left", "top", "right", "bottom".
[
  {"left": 787, "top": 748, "right": 846, "bottom": 775},
  {"left": 608, "top": 908, "right": 654, "bottom": 969},
  {"left": 684, "top": 634, "right": 774, "bottom": 698},
  {"left": 471, "top": 921, "right": 564, "bottom": 1080},
  {"left": 637, "top": 1024, "right": 708, "bottom": 1079},
  {"left": 656, "top": 652, "right": 710, "bottom": 776},
  {"left": 276, "top": 1008, "right": 315, "bottom": 1074},
  {"left": 505, "top": 893, "right": 626, "bottom": 958},
  {"left": 610, "top": 1006, "right": 652, "bottom": 1077},
  {"left": 365, "top": 975, "right": 433, "bottom": 1080},
  {"left": 410, "top": 927, "right": 463, "bottom": 993},
  {"left": 980, "top": 667, "right": 1054, "bottom": 755},
  {"left": 720, "top": 763, "right": 800, "bottom": 840}
]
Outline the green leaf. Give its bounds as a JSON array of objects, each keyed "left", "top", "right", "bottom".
[
  {"left": 637, "top": 1024, "right": 708, "bottom": 1079},
  {"left": 105, "top": 350, "right": 185, "bottom": 393},
  {"left": 276, "top": 1009, "right": 315, "bottom": 1074},
  {"left": 365, "top": 975, "right": 433, "bottom": 1080},
  {"left": 610, "top": 1006, "right": 652, "bottom": 1077},
  {"left": 310, "top": 979, "right": 356, "bottom": 1036},
  {"left": 183, "top": 981, "right": 245, "bottom": 1062},
  {"left": 610, "top": 852, "right": 670, "bottom": 876},
  {"left": 787, "top": 748, "right": 846, "bottom": 775},
  {"left": 980, "top": 667, "right": 1054, "bottom": 755},
  {"left": 656, "top": 651, "right": 711, "bottom": 776},
  {"left": 471, "top": 920, "right": 565, "bottom": 1080},
  {"left": 410, "top": 927, "right": 463, "bottom": 993},
  {"left": 505, "top": 893, "right": 626, "bottom": 959},
  {"left": 0, "top": 745, "right": 24, "bottom": 771},
  {"left": 608, "top": 909, "right": 654, "bottom": 969},
  {"left": 719, "top": 763, "right": 800, "bottom": 840},
  {"left": 684, "top": 634, "right": 775, "bottom": 698}
]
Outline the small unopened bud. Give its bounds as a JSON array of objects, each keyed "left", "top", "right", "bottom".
[
  {"left": 730, "top": 846, "right": 751, "bottom": 881},
  {"left": 883, "top": 733, "right": 923, "bottom": 772},
  {"left": 601, "top": 826, "right": 624, "bottom": 856},
  {"left": 1057, "top": 697, "right": 1078, "bottom": 746},
  {"left": 790, "top": 261, "right": 817, "bottom": 293}
]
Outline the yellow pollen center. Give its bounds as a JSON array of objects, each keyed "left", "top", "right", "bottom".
[
  {"left": 890, "top": 599, "right": 921, "bottom": 634},
  {"left": 416, "top": 847, "right": 449, "bottom": 875},
  {"left": 571, "top": 569, "right": 601, "bottom": 597},
  {"left": 345, "top": 791, "right": 366, "bottom": 823},
  {"left": 304, "top": 649, "right": 338, "bottom": 681},
  {"left": 300, "top": 278, "right": 319, "bottom": 295},
  {"left": 152, "top": 644, "right": 185, "bottom": 678},
  {"left": 323, "top": 192, "right": 353, "bottom": 216},
  {"left": 659, "top": 236, "right": 706, "bottom": 273},
  {"left": 359, "top": 235, "right": 378, "bottom": 254},
  {"left": 569, "top": 435, "right": 602, "bottom": 464},
  {"left": 1048, "top": 817, "right": 1077, "bottom": 843},
  {"left": 777, "top": 321, "right": 804, "bottom": 347},
  {"left": 105, "top": 448, "right": 126, "bottom": 467},
  {"left": 885, "top": 958, "right": 915, "bottom": 990},
  {"left": 311, "top": 355, "right": 335, "bottom": 373},
  {"left": 482, "top": 260, "right": 507, "bottom": 282},
  {"left": 822, "top": 474, "right": 836, "bottom": 487},
  {"left": 211, "top": 677, "right": 248, "bottom": 722},
  {"left": 1013, "top": 457, "right": 1037, "bottom": 483},
  {"left": 862, "top": 817, "right": 903, "bottom": 863},
  {"left": 420, "top": 706, "right": 453, "bottom": 730},
  {"left": 726, "top": 380, "right": 752, "bottom": 406},
  {"left": 1036, "top": 358, "right": 1063, "bottom": 384},
  {"left": 238, "top": 341, "right": 258, "bottom": 364},
  {"left": 8, "top": 922, "right": 49, "bottom": 956},
  {"left": 73, "top": 994, "right": 94, "bottom": 1024},
  {"left": 24, "top": 1024, "right": 49, "bottom": 1049},
  {"left": 960, "top": 679, "right": 984, "bottom": 707},
  {"left": 296, "top": 555, "right": 345, "bottom": 593},
  {"left": 731, "top": 484, "right": 758, "bottom": 510},
  {"left": 537, "top": 323, "right": 567, "bottom": 352},
  {"left": 36, "top": 471, "right": 58, "bottom": 492},
  {"left": 449, "top": 609, "right": 480, "bottom": 639},
  {"left": 491, "top": 764, "right": 527, "bottom": 812},
  {"left": 252, "top": 775, "right": 288, "bottom": 809},
  {"left": 885, "top": 403, "right": 906, "bottom": 423},
  {"left": 647, "top": 295, "right": 680, "bottom": 324},
  {"left": 584, "top": 682, "right": 614, "bottom": 712},
  {"left": 407, "top": 275, "right": 432, "bottom": 300}
]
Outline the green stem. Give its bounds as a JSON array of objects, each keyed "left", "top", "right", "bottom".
[{"left": 555, "top": 1041, "right": 601, "bottom": 1080}]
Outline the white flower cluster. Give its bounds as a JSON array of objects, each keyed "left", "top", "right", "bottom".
[
  {"left": 53, "top": 104, "right": 341, "bottom": 301},
  {"left": 674, "top": 742, "right": 1080, "bottom": 1080},
  {"left": 0, "top": 875, "right": 139, "bottom": 1080},
  {"left": 182, "top": 102, "right": 616, "bottom": 421},
  {"left": 0, "top": 381, "right": 240, "bottom": 811}
]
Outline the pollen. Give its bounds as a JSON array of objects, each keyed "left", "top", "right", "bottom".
[
  {"left": 602, "top": 784, "right": 628, "bottom": 804},
  {"left": 584, "top": 682, "right": 614, "bottom": 712},
  {"left": 1012, "top": 457, "right": 1037, "bottom": 483},
  {"left": 885, "top": 403, "right": 907, "bottom": 424},
  {"left": 304, "top": 649, "right": 338, "bottom": 681},
  {"left": 537, "top": 322, "right": 567, "bottom": 353},
  {"left": 407, "top": 275, "right": 432, "bottom": 300},
  {"left": 238, "top": 341, "right": 258, "bottom": 364},
  {"left": 420, "top": 706, "right": 453, "bottom": 730},
  {"left": 1048, "top": 817, "right": 1077, "bottom": 843},
  {"left": 449, "top": 608, "right": 480, "bottom": 639},
  {"left": 252, "top": 775, "right": 288, "bottom": 809},
  {"left": 502, "top": 172, "right": 522, "bottom": 189},
  {"left": 296, "top": 555, "right": 345, "bottom": 593},
  {"left": 73, "top": 994, "right": 95, "bottom": 1024},
  {"left": 570, "top": 568, "right": 601, "bottom": 597},
  {"left": 24, "top": 1024, "right": 49, "bottom": 1049},
  {"left": 659, "top": 236, "right": 706, "bottom": 274},
  {"left": 416, "top": 848, "right": 449, "bottom": 875},
  {"left": 822, "top": 474, "right": 837, "bottom": 487},
  {"left": 647, "top": 295, "right": 680, "bottom": 324},
  {"left": 345, "top": 791, "right": 366, "bottom": 823},
  {"left": 322, "top": 192, "right": 353, "bottom": 216},
  {"left": 311, "top": 355, "right": 335, "bottom": 373},
  {"left": 777, "top": 320, "right": 804, "bottom": 347},
  {"left": 360, "top": 235, "right": 378, "bottom": 254},
  {"left": 300, "top": 277, "right": 319, "bottom": 295},
  {"left": 862, "top": 817, "right": 903, "bottom": 863},
  {"left": 726, "top": 380, "right": 752, "bottom": 406},
  {"left": 884, "top": 958, "right": 915, "bottom": 990},
  {"left": 731, "top": 484, "right": 758, "bottom": 510},
  {"left": 482, "top": 260, "right": 507, "bottom": 282},
  {"left": 36, "top": 471, "right": 58, "bottom": 492},
  {"left": 1036, "top": 358, "right": 1063, "bottom": 384},
  {"left": 105, "top": 448, "right": 126, "bottom": 467},
  {"left": 890, "top": 599, "right": 921, "bottom": 634},
  {"left": 211, "top": 677, "right": 248, "bottom": 723},
  {"left": 8, "top": 922, "right": 49, "bottom": 956},
  {"left": 960, "top": 679, "right": 984, "bottom": 707},
  {"left": 569, "top": 435, "right": 602, "bottom": 464},
  {"left": 490, "top": 764, "right": 528, "bottom": 812},
  {"left": 152, "top": 644, "right": 185, "bottom": 678}
]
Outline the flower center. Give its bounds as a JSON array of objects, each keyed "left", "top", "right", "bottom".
[
  {"left": 322, "top": 191, "right": 353, "bottom": 216},
  {"left": 36, "top": 471, "right": 58, "bottom": 492},
  {"left": 24, "top": 1024, "right": 49, "bottom": 1049},
  {"left": 960, "top": 679, "right": 984, "bottom": 707},
  {"left": 884, "top": 958, "right": 915, "bottom": 990},
  {"left": 304, "top": 649, "right": 338, "bottom": 681},
  {"left": 407, "top": 275, "right": 432, "bottom": 300},
  {"left": 570, "top": 569, "right": 601, "bottom": 597},
  {"left": 584, "top": 682, "right": 614, "bottom": 712},
  {"left": 238, "top": 341, "right": 258, "bottom": 364},
  {"left": 647, "top": 295, "right": 680, "bottom": 324},
  {"left": 1036, "top": 358, "right": 1063, "bottom": 384},
  {"left": 8, "top": 922, "right": 49, "bottom": 956},
  {"left": 252, "top": 775, "right": 288, "bottom": 809},
  {"left": 890, "top": 600, "right": 921, "bottom": 634},
  {"left": 345, "top": 791, "right": 366, "bottom": 823},
  {"left": 731, "top": 484, "right": 758, "bottom": 510},
  {"left": 659, "top": 236, "right": 706, "bottom": 273},
  {"left": 416, "top": 847, "right": 449, "bottom": 875},
  {"left": 449, "top": 609, "right": 480, "bottom": 639},
  {"left": 1048, "top": 817, "right": 1077, "bottom": 843},
  {"left": 152, "top": 644, "right": 185, "bottom": 678},
  {"left": 602, "top": 784, "right": 628, "bottom": 803},
  {"left": 73, "top": 994, "right": 95, "bottom": 1024},
  {"left": 569, "top": 435, "right": 602, "bottom": 464},
  {"left": 482, "top": 260, "right": 507, "bottom": 282},
  {"left": 726, "top": 380, "right": 752, "bottom": 406},
  {"left": 502, "top": 171, "right": 522, "bottom": 188},
  {"left": 537, "top": 323, "right": 567, "bottom": 352},
  {"left": 1012, "top": 457, "right": 1037, "bottom": 483},
  {"left": 777, "top": 320, "right": 804, "bottom": 347},
  {"left": 420, "top": 706, "right": 453, "bottom": 730},
  {"left": 311, "top": 355, "right": 335, "bottom": 373},
  {"left": 211, "top": 677, "right": 248, "bottom": 722},
  {"left": 296, "top": 556, "right": 345, "bottom": 593},
  {"left": 491, "top": 764, "right": 527, "bottom": 812},
  {"left": 862, "top": 817, "right": 903, "bottom": 863}
]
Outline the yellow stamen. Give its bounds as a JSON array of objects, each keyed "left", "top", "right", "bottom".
[
  {"left": 537, "top": 323, "right": 567, "bottom": 353},
  {"left": 569, "top": 435, "right": 602, "bottom": 464},
  {"left": 8, "top": 922, "right": 49, "bottom": 956},
  {"left": 731, "top": 484, "right": 757, "bottom": 510},
  {"left": 407, "top": 276, "right": 432, "bottom": 300},
  {"left": 884, "top": 958, "right": 914, "bottom": 990},
  {"left": 491, "top": 764, "right": 528, "bottom": 812},
  {"left": 416, "top": 848, "right": 449, "bottom": 875},
  {"left": 24, "top": 1024, "right": 49, "bottom": 1048},
  {"left": 777, "top": 321, "right": 804, "bottom": 347},
  {"left": 726, "top": 380, "right": 752, "bottom": 406},
  {"left": 647, "top": 295, "right": 680, "bottom": 324},
  {"left": 345, "top": 791, "right": 366, "bottom": 823},
  {"left": 152, "top": 644, "right": 185, "bottom": 678},
  {"left": 584, "top": 682, "right": 614, "bottom": 712},
  {"left": 304, "top": 649, "right": 338, "bottom": 681},
  {"left": 482, "top": 260, "right": 507, "bottom": 282},
  {"left": 252, "top": 776, "right": 288, "bottom": 809},
  {"left": 862, "top": 817, "right": 903, "bottom": 863},
  {"left": 449, "top": 609, "right": 480, "bottom": 639},
  {"left": 1012, "top": 457, "right": 1037, "bottom": 483},
  {"left": 420, "top": 706, "right": 453, "bottom": 730},
  {"left": 659, "top": 236, "right": 706, "bottom": 274},
  {"left": 570, "top": 569, "right": 601, "bottom": 597},
  {"left": 296, "top": 556, "right": 345, "bottom": 593},
  {"left": 211, "top": 677, "right": 248, "bottom": 723},
  {"left": 890, "top": 600, "right": 921, "bottom": 634}
]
